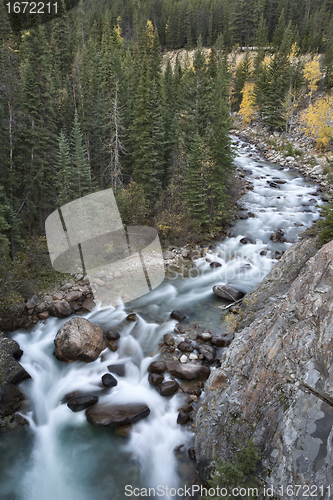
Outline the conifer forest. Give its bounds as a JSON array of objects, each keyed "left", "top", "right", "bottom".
[{"left": 1, "top": 0, "right": 333, "bottom": 307}]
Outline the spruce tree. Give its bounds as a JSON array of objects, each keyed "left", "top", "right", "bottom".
[
  {"left": 56, "top": 129, "right": 74, "bottom": 205},
  {"left": 186, "top": 133, "right": 209, "bottom": 230},
  {"left": 71, "top": 109, "right": 92, "bottom": 198}
]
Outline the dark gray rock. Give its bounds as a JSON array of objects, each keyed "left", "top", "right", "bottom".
[
  {"left": 197, "top": 345, "right": 216, "bottom": 363},
  {"left": 86, "top": 403, "right": 150, "bottom": 426},
  {"left": 67, "top": 395, "right": 98, "bottom": 412},
  {"left": 26, "top": 296, "right": 40, "bottom": 309},
  {"left": 147, "top": 361, "right": 166, "bottom": 374},
  {"left": 170, "top": 310, "right": 187, "bottom": 322},
  {"left": 148, "top": 373, "right": 164, "bottom": 386},
  {"left": 210, "top": 334, "right": 234, "bottom": 347},
  {"left": 210, "top": 262, "right": 222, "bottom": 268},
  {"left": 48, "top": 300, "right": 72, "bottom": 318},
  {"left": 156, "top": 381, "right": 179, "bottom": 396},
  {"left": 177, "top": 341, "right": 194, "bottom": 353},
  {"left": 106, "top": 331, "right": 120, "bottom": 341},
  {"left": 102, "top": 373, "right": 118, "bottom": 387},
  {"left": 163, "top": 333, "right": 175, "bottom": 346},
  {"left": 0, "top": 333, "right": 30, "bottom": 422},
  {"left": 81, "top": 298, "right": 96, "bottom": 312},
  {"left": 167, "top": 361, "right": 210, "bottom": 381},
  {"left": 240, "top": 237, "right": 255, "bottom": 245},
  {"left": 177, "top": 412, "right": 189, "bottom": 424},
  {"left": 213, "top": 285, "right": 245, "bottom": 302}
]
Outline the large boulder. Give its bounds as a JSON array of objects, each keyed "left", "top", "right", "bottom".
[
  {"left": 86, "top": 403, "right": 150, "bottom": 426},
  {"left": 195, "top": 238, "right": 333, "bottom": 491},
  {"left": 213, "top": 284, "right": 245, "bottom": 302},
  {"left": 166, "top": 361, "right": 210, "bottom": 381},
  {"left": 54, "top": 317, "right": 106, "bottom": 362},
  {"left": 0, "top": 333, "right": 30, "bottom": 424}
]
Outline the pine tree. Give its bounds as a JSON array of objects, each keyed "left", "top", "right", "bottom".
[
  {"left": 56, "top": 129, "right": 75, "bottom": 205},
  {"left": 186, "top": 133, "right": 209, "bottom": 230},
  {"left": 131, "top": 54, "right": 162, "bottom": 202},
  {"left": 71, "top": 109, "right": 92, "bottom": 197}
]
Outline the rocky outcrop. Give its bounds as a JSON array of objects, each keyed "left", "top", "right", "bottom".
[
  {"left": 195, "top": 237, "right": 333, "bottom": 495},
  {"left": 54, "top": 317, "right": 106, "bottom": 362},
  {"left": 0, "top": 333, "right": 30, "bottom": 428}
]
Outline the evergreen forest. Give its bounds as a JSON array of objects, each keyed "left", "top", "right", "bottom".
[{"left": 1, "top": 0, "right": 333, "bottom": 308}]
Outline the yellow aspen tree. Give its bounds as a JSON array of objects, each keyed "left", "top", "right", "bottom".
[
  {"left": 145, "top": 20, "right": 155, "bottom": 53},
  {"left": 303, "top": 55, "right": 322, "bottom": 103},
  {"left": 238, "top": 82, "right": 257, "bottom": 125},
  {"left": 301, "top": 95, "right": 333, "bottom": 149}
]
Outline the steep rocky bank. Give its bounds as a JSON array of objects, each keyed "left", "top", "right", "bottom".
[{"left": 195, "top": 234, "right": 333, "bottom": 494}]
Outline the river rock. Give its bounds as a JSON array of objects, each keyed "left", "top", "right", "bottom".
[
  {"left": 210, "top": 262, "right": 222, "bottom": 268},
  {"left": 35, "top": 302, "right": 46, "bottom": 313},
  {"left": 197, "top": 332, "right": 212, "bottom": 341},
  {"left": 102, "top": 373, "right": 118, "bottom": 387},
  {"left": 65, "top": 290, "right": 83, "bottom": 302},
  {"left": 239, "top": 237, "right": 255, "bottom": 245},
  {"left": 126, "top": 313, "right": 137, "bottom": 322},
  {"left": 54, "top": 317, "right": 106, "bottom": 362},
  {"left": 195, "top": 237, "right": 331, "bottom": 491},
  {"left": 48, "top": 300, "right": 72, "bottom": 318},
  {"left": 170, "top": 310, "right": 187, "bottom": 322},
  {"left": 177, "top": 412, "right": 189, "bottom": 425},
  {"left": 67, "top": 395, "right": 98, "bottom": 412},
  {"left": 213, "top": 285, "right": 245, "bottom": 302},
  {"left": 163, "top": 333, "right": 175, "bottom": 346},
  {"left": 177, "top": 341, "right": 194, "bottom": 353},
  {"left": 106, "top": 331, "right": 120, "bottom": 341},
  {"left": 86, "top": 403, "right": 150, "bottom": 426},
  {"left": 81, "top": 298, "right": 96, "bottom": 312},
  {"left": 270, "top": 229, "right": 284, "bottom": 242},
  {"left": 39, "top": 311, "right": 49, "bottom": 320},
  {"left": 26, "top": 296, "right": 39, "bottom": 309},
  {"left": 185, "top": 384, "right": 202, "bottom": 397},
  {"left": 197, "top": 345, "right": 216, "bottom": 363},
  {"left": 148, "top": 373, "right": 164, "bottom": 385},
  {"left": 167, "top": 361, "right": 210, "bottom": 381},
  {"left": 156, "top": 380, "right": 179, "bottom": 396},
  {"left": 108, "top": 364, "right": 126, "bottom": 377},
  {"left": 210, "top": 334, "right": 234, "bottom": 347},
  {"left": 147, "top": 361, "right": 166, "bottom": 374}
]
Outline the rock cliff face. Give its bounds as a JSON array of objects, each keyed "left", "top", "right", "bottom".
[{"left": 195, "top": 236, "right": 333, "bottom": 495}]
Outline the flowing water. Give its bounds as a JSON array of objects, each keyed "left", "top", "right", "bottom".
[{"left": 0, "top": 139, "right": 324, "bottom": 500}]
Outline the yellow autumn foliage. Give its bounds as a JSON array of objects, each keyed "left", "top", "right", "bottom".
[
  {"left": 238, "top": 82, "right": 257, "bottom": 124},
  {"left": 146, "top": 20, "right": 155, "bottom": 52},
  {"left": 301, "top": 95, "right": 333, "bottom": 149},
  {"left": 303, "top": 55, "right": 322, "bottom": 100}
]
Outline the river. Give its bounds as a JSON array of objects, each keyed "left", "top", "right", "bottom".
[{"left": 0, "top": 138, "right": 324, "bottom": 500}]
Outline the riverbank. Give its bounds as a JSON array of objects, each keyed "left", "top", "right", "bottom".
[{"left": 232, "top": 117, "right": 333, "bottom": 201}]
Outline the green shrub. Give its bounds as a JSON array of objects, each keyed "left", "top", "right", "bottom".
[{"left": 201, "top": 439, "right": 261, "bottom": 500}]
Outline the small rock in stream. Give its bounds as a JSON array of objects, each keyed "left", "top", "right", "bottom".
[
  {"left": 102, "top": 373, "right": 118, "bottom": 387},
  {"left": 156, "top": 381, "right": 179, "bottom": 396},
  {"left": 170, "top": 310, "right": 188, "bottom": 322}
]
